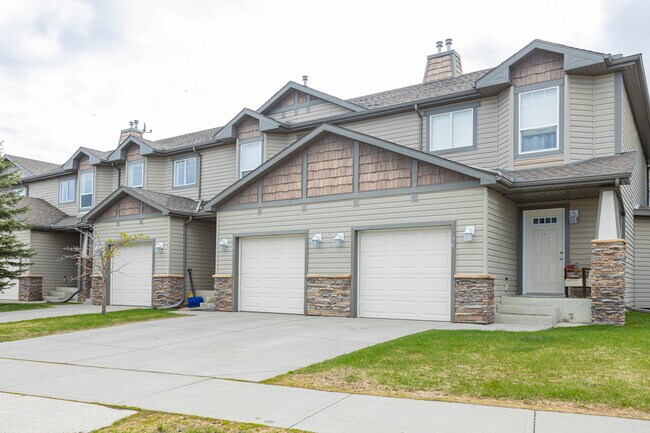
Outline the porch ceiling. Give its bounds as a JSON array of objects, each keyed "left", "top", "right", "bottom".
[{"left": 496, "top": 183, "right": 611, "bottom": 204}]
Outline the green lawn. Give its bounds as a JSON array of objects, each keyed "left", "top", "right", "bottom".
[
  {"left": 94, "top": 411, "right": 306, "bottom": 433},
  {"left": 0, "top": 309, "right": 180, "bottom": 342},
  {"left": 268, "top": 312, "right": 650, "bottom": 419},
  {"left": 0, "top": 302, "right": 51, "bottom": 313}
]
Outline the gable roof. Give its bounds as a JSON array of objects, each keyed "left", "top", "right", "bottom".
[
  {"left": 213, "top": 108, "right": 288, "bottom": 142},
  {"left": 14, "top": 196, "right": 73, "bottom": 229},
  {"left": 62, "top": 147, "right": 112, "bottom": 170},
  {"left": 5, "top": 155, "right": 62, "bottom": 178},
  {"left": 83, "top": 187, "right": 200, "bottom": 221},
  {"left": 205, "top": 124, "right": 498, "bottom": 211},
  {"left": 258, "top": 81, "right": 366, "bottom": 114}
]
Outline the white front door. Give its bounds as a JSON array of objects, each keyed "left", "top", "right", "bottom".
[
  {"left": 239, "top": 235, "right": 306, "bottom": 314},
  {"left": 110, "top": 242, "right": 153, "bottom": 306},
  {"left": 523, "top": 208, "right": 565, "bottom": 295},
  {"left": 358, "top": 227, "right": 452, "bottom": 321}
]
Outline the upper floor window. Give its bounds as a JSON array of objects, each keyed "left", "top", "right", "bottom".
[
  {"left": 13, "top": 187, "right": 26, "bottom": 197},
  {"left": 519, "top": 86, "right": 559, "bottom": 154},
  {"left": 59, "top": 179, "right": 75, "bottom": 203},
  {"left": 239, "top": 140, "right": 262, "bottom": 178},
  {"left": 429, "top": 108, "right": 474, "bottom": 152},
  {"left": 174, "top": 157, "right": 197, "bottom": 187},
  {"left": 127, "top": 161, "right": 144, "bottom": 188},
  {"left": 79, "top": 171, "right": 94, "bottom": 209}
]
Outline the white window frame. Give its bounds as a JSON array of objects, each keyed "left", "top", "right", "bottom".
[
  {"left": 173, "top": 157, "right": 197, "bottom": 187},
  {"left": 518, "top": 86, "right": 560, "bottom": 155},
  {"left": 58, "top": 179, "right": 75, "bottom": 203},
  {"left": 127, "top": 161, "right": 144, "bottom": 188},
  {"left": 239, "top": 140, "right": 263, "bottom": 178},
  {"left": 13, "top": 187, "right": 26, "bottom": 197},
  {"left": 79, "top": 171, "right": 94, "bottom": 209},
  {"left": 428, "top": 108, "right": 474, "bottom": 152}
]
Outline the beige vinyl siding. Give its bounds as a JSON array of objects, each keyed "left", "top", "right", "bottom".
[
  {"left": 197, "top": 144, "right": 237, "bottom": 199},
  {"left": 115, "top": 164, "right": 126, "bottom": 187},
  {"left": 216, "top": 187, "right": 487, "bottom": 276},
  {"left": 486, "top": 190, "right": 518, "bottom": 300},
  {"left": 346, "top": 112, "right": 421, "bottom": 150},
  {"left": 568, "top": 198, "right": 598, "bottom": 269},
  {"left": 29, "top": 231, "right": 78, "bottom": 290},
  {"left": 269, "top": 102, "right": 351, "bottom": 123},
  {"left": 94, "top": 217, "right": 171, "bottom": 275},
  {"left": 95, "top": 166, "right": 115, "bottom": 206},
  {"left": 186, "top": 219, "right": 216, "bottom": 291},
  {"left": 265, "top": 134, "right": 289, "bottom": 160},
  {"left": 434, "top": 98, "right": 498, "bottom": 169},
  {"left": 513, "top": 154, "right": 565, "bottom": 169},
  {"left": 496, "top": 88, "right": 513, "bottom": 169},
  {"left": 633, "top": 216, "right": 650, "bottom": 307},
  {"left": 145, "top": 157, "right": 164, "bottom": 191},
  {"left": 168, "top": 217, "right": 185, "bottom": 275},
  {"left": 567, "top": 74, "right": 616, "bottom": 162},
  {"left": 619, "top": 84, "right": 647, "bottom": 305},
  {"left": 15, "top": 229, "right": 31, "bottom": 250},
  {"left": 28, "top": 177, "right": 77, "bottom": 215},
  {"left": 162, "top": 155, "right": 199, "bottom": 200}
]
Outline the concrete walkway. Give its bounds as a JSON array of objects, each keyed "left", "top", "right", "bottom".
[
  {"left": 0, "top": 304, "right": 137, "bottom": 323},
  {"left": 0, "top": 391, "right": 135, "bottom": 433},
  {"left": 0, "top": 358, "right": 646, "bottom": 433}
]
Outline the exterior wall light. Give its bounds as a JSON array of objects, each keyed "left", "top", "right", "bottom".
[
  {"left": 464, "top": 226, "right": 475, "bottom": 241},
  {"left": 154, "top": 242, "right": 164, "bottom": 254},
  {"left": 218, "top": 239, "right": 229, "bottom": 252},
  {"left": 569, "top": 209, "right": 579, "bottom": 224},
  {"left": 311, "top": 233, "right": 322, "bottom": 247},
  {"left": 333, "top": 233, "right": 345, "bottom": 247}
]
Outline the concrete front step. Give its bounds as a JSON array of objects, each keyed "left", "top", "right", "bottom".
[
  {"left": 500, "top": 296, "right": 565, "bottom": 306},
  {"left": 495, "top": 313, "right": 557, "bottom": 326},
  {"left": 497, "top": 304, "right": 559, "bottom": 318}
]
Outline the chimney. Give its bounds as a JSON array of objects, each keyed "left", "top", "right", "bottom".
[
  {"left": 118, "top": 120, "right": 144, "bottom": 144},
  {"left": 423, "top": 38, "right": 462, "bottom": 84}
]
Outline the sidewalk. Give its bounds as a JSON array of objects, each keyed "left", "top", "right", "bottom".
[
  {"left": 0, "top": 358, "right": 646, "bottom": 433},
  {"left": 0, "top": 304, "right": 137, "bottom": 323}
]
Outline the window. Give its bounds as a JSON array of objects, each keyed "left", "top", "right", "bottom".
[
  {"left": 519, "top": 86, "right": 559, "bottom": 154},
  {"left": 174, "top": 157, "right": 197, "bottom": 187},
  {"left": 429, "top": 108, "right": 474, "bottom": 151},
  {"left": 239, "top": 141, "right": 262, "bottom": 178},
  {"left": 532, "top": 216, "right": 558, "bottom": 225},
  {"left": 127, "top": 161, "right": 144, "bottom": 188},
  {"left": 59, "top": 179, "right": 75, "bottom": 203},
  {"left": 79, "top": 171, "right": 93, "bottom": 209}
]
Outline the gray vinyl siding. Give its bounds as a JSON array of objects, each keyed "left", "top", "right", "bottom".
[
  {"left": 346, "top": 112, "right": 421, "bottom": 150},
  {"left": 633, "top": 216, "right": 650, "bottom": 307},
  {"left": 94, "top": 217, "right": 171, "bottom": 275},
  {"left": 95, "top": 166, "right": 115, "bottom": 206},
  {"left": 216, "top": 187, "right": 487, "bottom": 276},
  {"left": 116, "top": 164, "right": 126, "bottom": 187},
  {"left": 619, "top": 85, "right": 648, "bottom": 305},
  {"left": 146, "top": 157, "right": 164, "bottom": 191},
  {"left": 496, "top": 88, "right": 513, "bottom": 169},
  {"left": 162, "top": 156, "right": 199, "bottom": 200},
  {"left": 169, "top": 217, "right": 185, "bottom": 275},
  {"left": 486, "top": 189, "right": 518, "bottom": 300},
  {"left": 568, "top": 198, "right": 598, "bottom": 269},
  {"left": 568, "top": 74, "right": 616, "bottom": 162},
  {"left": 198, "top": 144, "right": 237, "bottom": 200},
  {"left": 28, "top": 177, "right": 77, "bottom": 215},
  {"left": 186, "top": 219, "right": 216, "bottom": 291},
  {"left": 269, "top": 102, "right": 352, "bottom": 123},
  {"left": 29, "top": 231, "right": 78, "bottom": 290}
]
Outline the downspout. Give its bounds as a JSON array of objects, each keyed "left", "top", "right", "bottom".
[
  {"left": 193, "top": 146, "right": 203, "bottom": 200},
  {"left": 414, "top": 104, "right": 425, "bottom": 152},
  {"left": 112, "top": 163, "right": 121, "bottom": 188},
  {"left": 155, "top": 215, "right": 193, "bottom": 309}
]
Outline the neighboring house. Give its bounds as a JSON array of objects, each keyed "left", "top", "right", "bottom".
[{"left": 5, "top": 39, "right": 650, "bottom": 326}]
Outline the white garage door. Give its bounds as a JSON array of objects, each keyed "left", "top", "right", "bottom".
[
  {"left": 111, "top": 242, "right": 153, "bottom": 307},
  {"left": 0, "top": 279, "right": 19, "bottom": 301},
  {"left": 239, "top": 235, "right": 305, "bottom": 314},
  {"left": 358, "top": 227, "right": 452, "bottom": 321}
]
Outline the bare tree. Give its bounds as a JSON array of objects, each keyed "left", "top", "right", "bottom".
[{"left": 64, "top": 230, "right": 148, "bottom": 315}]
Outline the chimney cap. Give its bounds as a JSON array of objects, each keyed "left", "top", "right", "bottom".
[
  {"left": 302, "top": 75, "right": 308, "bottom": 86},
  {"left": 436, "top": 41, "right": 443, "bottom": 53},
  {"left": 445, "top": 38, "right": 453, "bottom": 51}
]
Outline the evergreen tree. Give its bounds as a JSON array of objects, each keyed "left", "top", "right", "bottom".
[{"left": 0, "top": 148, "right": 35, "bottom": 293}]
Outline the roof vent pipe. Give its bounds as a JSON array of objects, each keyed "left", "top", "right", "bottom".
[
  {"left": 436, "top": 41, "right": 443, "bottom": 53},
  {"left": 445, "top": 38, "right": 452, "bottom": 51},
  {"left": 302, "top": 75, "right": 308, "bottom": 86}
]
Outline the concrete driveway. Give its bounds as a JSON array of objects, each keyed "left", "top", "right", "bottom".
[{"left": 0, "top": 311, "right": 441, "bottom": 381}]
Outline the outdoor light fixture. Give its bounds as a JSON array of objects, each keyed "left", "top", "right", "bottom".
[
  {"left": 218, "top": 239, "right": 229, "bottom": 252},
  {"left": 154, "top": 242, "right": 164, "bottom": 254},
  {"left": 569, "top": 209, "right": 579, "bottom": 224},
  {"left": 311, "top": 233, "right": 322, "bottom": 247},
  {"left": 333, "top": 233, "right": 345, "bottom": 247},
  {"left": 464, "top": 226, "right": 475, "bottom": 241}
]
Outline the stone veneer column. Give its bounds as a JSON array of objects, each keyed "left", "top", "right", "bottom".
[
  {"left": 152, "top": 275, "right": 185, "bottom": 307},
  {"left": 91, "top": 275, "right": 104, "bottom": 305},
  {"left": 213, "top": 274, "right": 233, "bottom": 312},
  {"left": 18, "top": 276, "right": 43, "bottom": 301},
  {"left": 79, "top": 256, "right": 93, "bottom": 303},
  {"left": 306, "top": 274, "right": 351, "bottom": 317},
  {"left": 454, "top": 274, "right": 495, "bottom": 324},
  {"left": 591, "top": 239, "right": 626, "bottom": 325}
]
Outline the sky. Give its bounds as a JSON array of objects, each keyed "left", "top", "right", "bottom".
[{"left": 0, "top": 0, "right": 648, "bottom": 162}]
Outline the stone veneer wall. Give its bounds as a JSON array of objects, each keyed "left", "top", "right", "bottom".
[
  {"left": 591, "top": 239, "right": 626, "bottom": 325},
  {"left": 91, "top": 275, "right": 104, "bottom": 305},
  {"left": 18, "top": 276, "right": 43, "bottom": 301},
  {"left": 152, "top": 275, "right": 184, "bottom": 307},
  {"left": 454, "top": 275, "right": 495, "bottom": 324},
  {"left": 213, "top": 274, "right": 233, "bottom": 312},
  {"left": 306, "top": 275, "right": 351, "bottom": 317}
]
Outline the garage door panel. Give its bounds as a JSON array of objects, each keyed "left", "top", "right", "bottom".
[
  {"left": 359, "top": 227, "right": 451, "bottom": 321},
  {"left": 110, "top": 243, "right": 153, "bottom": 307},
  {"left": 239, "top": 236, "right": 305, "bottom": 315}
]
